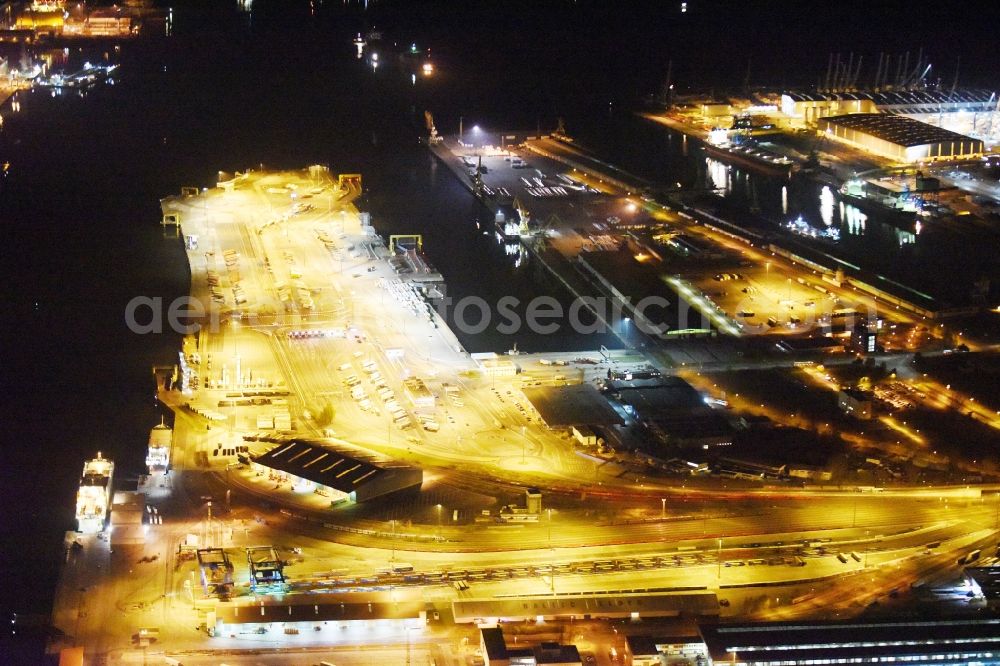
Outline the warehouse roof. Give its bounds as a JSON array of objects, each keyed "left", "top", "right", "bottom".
[
  {"left": 217, "top": 596, "right": 424, "bottom": 624},
  {"left": 454, "top": 592, "right": 718, "bottom": 623},
  {"left": 616, "top": 381, "right": 704, "bottom": 413},
  {"left": 522, "top": 384, "right": 623, "bottom": 427},
  {"left": 626, "top": 634, "right": 704, "bottom": 656},
  {"left": 700, "top": 618, "right": 1000, "bottom": 662},
  {"left": 253, "top": 439, "right": 417, "bottom": 495},
  {"left": 646, "top": 413, "right": 734, "bottom": 443},
  {"left": 784, "top": 88, "right": 995, "bottom": 106},
  {"left": 820, "top": 113, "right": 979, "bottom": 147}
]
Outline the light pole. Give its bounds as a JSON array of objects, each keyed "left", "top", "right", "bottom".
[
  {"left": 661, "top": 498, "right": 666, "bottom": 519},
  {"left": 459, "top": 116, "right": 463, "bottom": 143},
  {"left": 717, "top": 538, "right": 723, "bottom": 583},
  {"left": 435, "top": 504, "right": 442, "bottom": 538}
]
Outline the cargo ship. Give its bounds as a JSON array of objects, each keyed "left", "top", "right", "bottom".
[
  {"left": 75, "top": 453, "right": 114, "bottom": 533},
  {"left": 145, "top": 421, "right": 173, "bottom": 473}
]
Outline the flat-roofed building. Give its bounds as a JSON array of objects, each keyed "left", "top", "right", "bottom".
[
  {"left": 109, "top": 491, "right": 145, "bottom": 546},
  {"left": 626, "top": 634, "right": 707, "bottom": 666},
  {"left": 471, "top": 353, "right": 520, "bottom": 378},
  {"left": 838, "top": 387, "right": 874, "bottom": 420},
  {"left": 14, "top": 9, "right": 64, "bottom": 34},
  {"left": 522, "top": 384, "right": 623, "bottom": 428},
  {"left": 213, "top": 591, "right": 425, "bottom": 636},
  {"left": 781, "top": 91, "right": 878, "bottom": 124},
  {"left": 612, "top": 376, "right": 734, "bottom": 449},
  {"left": 818, "top": 113, "right": 984, "bottom": 162},
  {"left": 85, "top": 8, "right": 131, "bottom": 37},
  {"left": 481, "top": 626, "right": 582, "bottom": 666},
  {"left": 967, "top": 565, "right": 1000, "bottom": 608},
  {"left": 699, "top": 618, "right": 1000, "bottom": 665}
]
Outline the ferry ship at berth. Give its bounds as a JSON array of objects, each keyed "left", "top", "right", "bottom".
[
  {"left": 145, "top": 421, "right": 173, "bottom": 473},
  {"left": 75, "top": 452, "right": 114, "bottom": 534},
  {"left": 703, "top": 140, "right": 793, "bottom": 178}
]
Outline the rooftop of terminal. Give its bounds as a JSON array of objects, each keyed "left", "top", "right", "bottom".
[
  {"left": 251, "top": 438, "right": 423, "bottom": 502},
  {"left": 783, "top": 88, "right": 997, "bottom": 107},
  {"left": 821, "top": 113, "right": 981, "bottom": 148}
]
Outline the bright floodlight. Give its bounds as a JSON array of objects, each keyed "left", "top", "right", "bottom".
[{"left": 472, "top": 125, "right": 480, "bottom": 133}]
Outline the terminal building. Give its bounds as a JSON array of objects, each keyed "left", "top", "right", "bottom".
[
  {"left": 213, "top": 591, "right": 425, "bottom": 638},
  {"left": 818, "top": 113, "right": 984, "bottom": 162},
  {"left": 481, "top": 626, "right": 581, "bottom": 666},
  {"left": 250, "top": 438, "right": 423, "bottom": 503}
]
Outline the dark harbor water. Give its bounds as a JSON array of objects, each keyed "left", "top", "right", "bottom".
[{"left": 2, "top": 0, "right": 1000, "bottom": 659}]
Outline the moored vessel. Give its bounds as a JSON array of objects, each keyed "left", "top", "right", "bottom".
[
  {"left": 75, "top": 453, "right": 114, "bottom": 533},
  {"left": 145, "top": 421, "right": 172, "bottom": 473}
]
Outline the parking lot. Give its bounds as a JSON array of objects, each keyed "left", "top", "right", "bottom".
[{"left": 682, "top": 257, "right": 851, "bottom": 335}]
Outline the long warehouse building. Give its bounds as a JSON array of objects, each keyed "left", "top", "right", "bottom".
[
  {"left": 818, "top": 113, "right": 984, "bottom": 162},
  {"left": 697, "top": 617, "right": 1000, "bottom": 665}
]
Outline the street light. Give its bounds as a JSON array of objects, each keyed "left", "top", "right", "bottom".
[
  {"left": 390, "top": 518, "right": 396, "bottom": 566},
  {"left": 717, "top": 538, "right": 723, "bottom": 582},
  {"left": 472, "top": 125, "right": 482, "bottom": 154},
  {"left": 661, "top": 498, "right": 666, "bottom": 519}
]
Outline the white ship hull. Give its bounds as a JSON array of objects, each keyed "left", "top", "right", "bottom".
[
  {"left": 145, "top": 423, "right": 173, "bottom": 473},
  {"left": 76, "top": 453, "right": 114, "bottom": 534}
]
